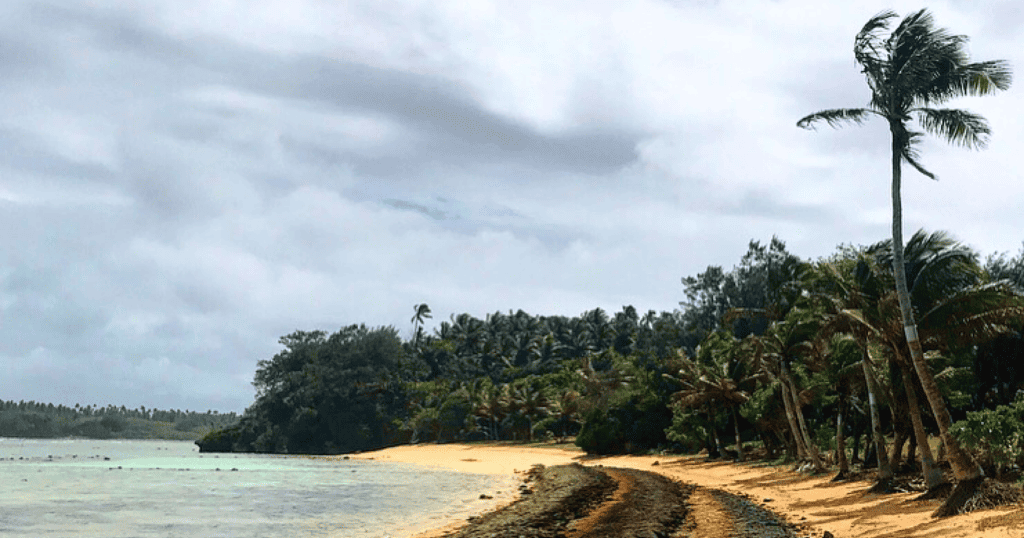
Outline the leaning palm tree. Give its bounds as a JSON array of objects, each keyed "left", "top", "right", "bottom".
[
  {"left": 670, "top": 332, "right": 766, "bottom": 462},
  {"left": 797, "top": 9, "right": 1011, "bottom": 497}
]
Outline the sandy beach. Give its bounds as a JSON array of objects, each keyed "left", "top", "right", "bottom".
[{"left": 349, "top": 443, "right": 1024, "bottom": 538}]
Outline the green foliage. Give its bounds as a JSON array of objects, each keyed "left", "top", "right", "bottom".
[
  {"left": 665, "top": 406, "right": 718, "bottom": 452},
  {"left": 196, "top": 424, "right": 243, "bottom": 452},
  {"left": 218, "top": 324, "right": 416, "bottom": 454},
  {"left": 575, "top": 351, "right": 675, "bottom": 454},
  {"left": 0, "top": 400, "right": 238, "bottom": 440},
  {"left": 681, "top": 237, "right": 805, "bottom": 339},
  {"left": 192, "top": 230, "right": 1024, "bottom": 462},
  {"left": 402, "top": 379, "right": 476, "bottom": 443},
  {"left": 951, "top": 394, "right": 1024, "bottom": 476}
]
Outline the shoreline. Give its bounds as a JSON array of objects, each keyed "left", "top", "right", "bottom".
[{"left": 349, "top": 443, "right": 1024, "bottom": 538}]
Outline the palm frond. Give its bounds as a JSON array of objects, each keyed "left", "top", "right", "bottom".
[
  {"left": 884, "top": 10, "right": 1011, "bottom": 106},
  {"left": 957, "top": 60, "right": 1013, "bottom": 94},
  {"left": 915, "top": 107, "right": 991, "bottom": 149},
  {"left": 854, "top": 11, "right": 898, "bottom": 84},
  {"left": 900, "top": 135, "right": 936, "bottom": 179},
  {"left": 837, "top": 309, "right": 880, "bottom": 338},
  {"left": 893, "top": 29, "right": 970, "bottom": 102},
  {"left": 925, "top": 60, "right": 1013, "bottom": 102},
  {"left": 918, "top": 281, "right": 1024, "bottom": 348},
  {"left": 934, "top": 365, "right": 973, "bottom": 382},
  {"left": 904, "top": 230, "right": 979, "bottom": 288},
  {"left": 797, "top": 108, "right": 874, "bottom": 130},
  {"left": 857, "top": 10, "right": 899, "bottom": 44},
  {"left": 912, "top": 256, "right": 980, "bottom": 303}
]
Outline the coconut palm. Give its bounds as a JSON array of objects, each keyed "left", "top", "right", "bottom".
[
  {"left": 411, "top": 303, "right": 432, "bottom": 346},
  {"left": 810, "top": 254, "right": 901, "bottom": 484},
  {"left": 669, "top": 332, "right": 766, "bottom": 461},
  {"left": 797, "top": 9, "right": 1011, "bottom": 486},
  {"left": 816, "top": 232, "right": 1024, "bottom": 496},
  {"left": 866, "top": 232, "right": 1024, "bottom": 487},
  {"left": 756, "top": 312, "right": 829, "bottom": 472}
]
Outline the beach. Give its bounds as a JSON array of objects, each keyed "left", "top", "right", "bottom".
[{"left": 349, "top": 443, "right": 1024, "bottom": 538}]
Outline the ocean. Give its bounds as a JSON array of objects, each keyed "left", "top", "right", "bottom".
[{"left": 0, "top": 438, "right": 517, "bottom": 537}]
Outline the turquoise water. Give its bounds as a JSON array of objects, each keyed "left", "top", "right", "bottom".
[{"left": 0, "top": 438, "right": 517, "bottom": 537}]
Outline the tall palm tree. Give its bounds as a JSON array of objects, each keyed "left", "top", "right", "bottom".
[
  {"left": 797, "top": 9, "right": 1011, "bottom": 484},
  {"left": 865, "top": 232, "right": 1024, "bottom": 489}
]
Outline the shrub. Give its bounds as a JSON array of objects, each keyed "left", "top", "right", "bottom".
[
  {"left": 951, "top": 393, "right": 1024, "bottom": 478},
  {"left": 196, "top": 424, "right": 243, "bottom": 452}
]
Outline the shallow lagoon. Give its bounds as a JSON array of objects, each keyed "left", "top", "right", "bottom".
[{"left": 0, "top": 438, "right": 515, "bottom": 537}]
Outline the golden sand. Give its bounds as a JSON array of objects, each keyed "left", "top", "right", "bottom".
[{"left": 348, "top": 443, "right": 1024, "bottom": 538}]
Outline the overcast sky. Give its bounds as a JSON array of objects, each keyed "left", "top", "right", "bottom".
[{"left": 2, "top": 0, "right": 1022, "bottom": 413}]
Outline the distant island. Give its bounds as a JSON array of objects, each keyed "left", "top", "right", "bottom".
[{"left": 0, "top": 399, "right": 239, "bottom": 441}]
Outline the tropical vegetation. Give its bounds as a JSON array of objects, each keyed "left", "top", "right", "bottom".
[
  {"left": 0, "top": 400, "right": 238, "bottom": 440},
  {"left": 199, "top": 234, "right": 1024, "bottom": 474}
]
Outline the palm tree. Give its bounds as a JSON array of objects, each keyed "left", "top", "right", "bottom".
[
  {"left": 702, "top": 333, "right": 768, "bottom": 462},
  {"left": 797, "top": 9, "right": 1011, "bottom": 486},
  {"left": 732, "top": 311, "right": 827, "bottom": 472},
  {"left": 865, "top": 232, "right": 1024, "bottom": 487},
  {"left": 815, "top": 232, "right": 1024, "bottom": 499},
  {"left": 759, "top": 313, "right": 828, "bottom": 473},
  {"left": 808, "top": 258, "right": 889, "bottom": 479},
  {"left": 411, "top": 303, "right": 432, "bottom": 345}
]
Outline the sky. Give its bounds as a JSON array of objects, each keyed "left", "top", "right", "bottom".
[{"left": 2, "top": 0, "right": 1023, "bottom": 414}]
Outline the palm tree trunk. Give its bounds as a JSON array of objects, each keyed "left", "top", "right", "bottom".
[
  {"left": 851, "top": 428, "right": 861, "bottom": 464},
  {"left": 889, "top": 128, "right": 984, "bottom": 482},
  {"left": 898, "top": 361, "right": 945, "bottom": 489},
  {"left": 862, "top": 345, "right": 893, "bottom": 480},
  {"left": 792, "top": 381, "right": 825, "bottom": 472},
  {"left": 732, "top": 406, "right": 745, "bottom": 462},
  {"left": 889, "top": 428, "right": 908, "bottom": 470},
  {"left": 779, "top": 376, "right": 808, "bottom": 460},
  {"left": 908, "top": 430, "right": 918, "bottom": 468},
  {"left": 836, "top": 394, "right": 850, "bottom": 477},
  {"left": 782, "top": 363, "right": 824, "bottom": 471},
  {"left": 708, "top": 408, "right": 725, "bottom": 458}
]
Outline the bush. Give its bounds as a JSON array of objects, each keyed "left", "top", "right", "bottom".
[
  {"left": 951, "top": 394, "right": 1024, "bottom": 478},
  {"left": 576, "top": 408, "right": 624, "bottom": 454},
  {"left": 576, "top": 395, "right": 673, "bottom": 454},
  {"left": 196, "top": 424, "right": 243, "bottom": 452},
  {"left": 575, "top": 352, "right": 675, "bottom": 454},
  {"left": 665, "top": 406, "right": 715, "bottom": 453}
]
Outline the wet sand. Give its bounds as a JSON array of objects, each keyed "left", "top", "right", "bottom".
[{"left": 348, "top": 443, "right": 1024, "bottom": 538}]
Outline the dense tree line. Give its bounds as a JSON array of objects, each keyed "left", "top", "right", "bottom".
[
  {"left": 0, "top": 400, "right": 239, "bottom": 440},
  {"left": 198, "top": 233, "right": 1024, "bottom": 481}
]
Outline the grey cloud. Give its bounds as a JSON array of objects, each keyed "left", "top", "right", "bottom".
[
  {"left": 0, "top": 32, "right": 55, "bottom": 82},
  {"left": 712, "top": 189, "right": 833, "bottom": 224},
  {"left": 30, "top": 4, "right": 642, "bottom": 177},
  {"left": 299, "top": 61, "right": 640, "bottom": 175},
  {"left": 0, "top": 127, "right": 115, "bottom": 183},
  {"left": 382, "top": 199, "right": 450, "bottom": 220}
]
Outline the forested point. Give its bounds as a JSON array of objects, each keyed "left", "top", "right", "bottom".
[
  {"left": 0, "top": 400, "right": 239, "bottom": 440},
  {"left": 197, "top": 233, "right": 1024, "bottom": 487}
]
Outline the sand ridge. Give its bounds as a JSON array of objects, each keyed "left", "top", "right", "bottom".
[{"left": 348, "top": 443, "right": 1024, "bottom": 538}]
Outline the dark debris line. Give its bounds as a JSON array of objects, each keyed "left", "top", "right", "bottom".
[{"left": 441, "top": 464, "right": 805, "bottom": 538}]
